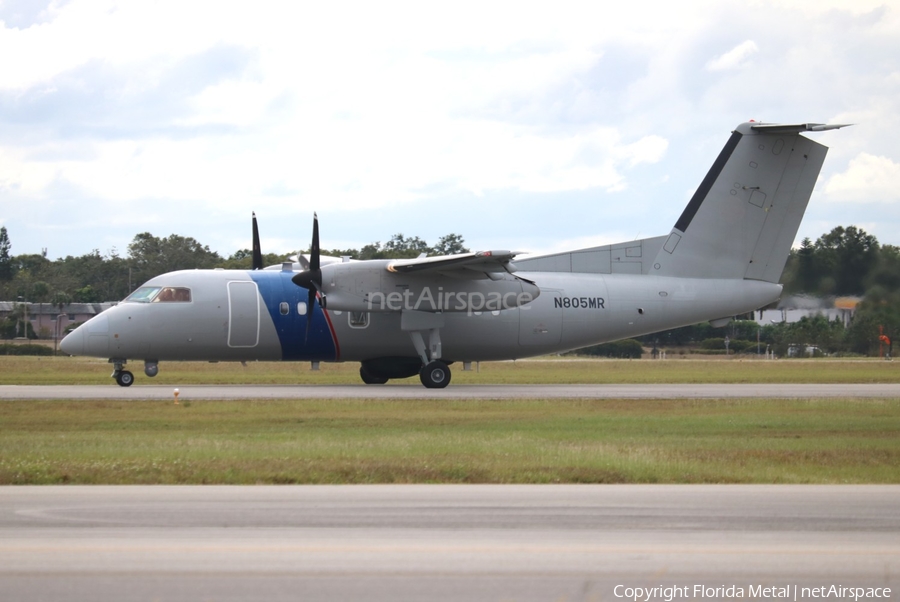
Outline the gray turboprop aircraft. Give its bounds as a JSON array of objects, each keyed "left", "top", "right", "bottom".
[{"left": 61, "top": 121, "right": 846, "bottom": 388}]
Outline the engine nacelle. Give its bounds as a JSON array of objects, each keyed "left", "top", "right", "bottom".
[{"left": 319, "top": 262, "right": 541, "bottom": 313}]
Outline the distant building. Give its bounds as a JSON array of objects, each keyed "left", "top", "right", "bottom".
[
  {"left": 0, "top": 302, "right": 117, "bottom": 340},
  {"left": 754, "top": 296, "right": 860, "bottom": 327}
]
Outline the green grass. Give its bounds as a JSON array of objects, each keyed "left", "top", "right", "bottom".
[
  {"left": 3, "top": 356, "right": 897, "bottom": 485},
  {"left": 3, "top": 355, "right": 900, "bottom": 385},
  {"left": 1, "top": 397, "right": 898, "bottom": 484}
]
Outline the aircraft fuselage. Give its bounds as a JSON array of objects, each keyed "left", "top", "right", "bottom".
[{"left": 61, "top": 267, "right": 780, "bottom": 365}]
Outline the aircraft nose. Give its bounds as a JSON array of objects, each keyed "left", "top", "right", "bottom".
[{"left": 59, "top": 326, "right": 84, "bottom": 355}]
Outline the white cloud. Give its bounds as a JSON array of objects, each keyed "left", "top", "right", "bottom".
[
  {"left": 620, "top": 135, "right": 668, "bottom": 167},
  {"left": 824, "top": 153, "right": 900, "bottom": 203},
  {"left": 2, "top": 0, "right": 900, "bottom": 259},
  {"left": 705, "top": 40, "right": 759, "bottom": 72}
]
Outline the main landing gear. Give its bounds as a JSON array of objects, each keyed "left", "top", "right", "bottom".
[
  {"left": 402, "top": 311, "right": 453, "bottom": 389},
  {"left": 419, "top": 360, "right": 451, "bottom": 388},
  {"left": 357, "top": 357, "right": 453, "bottom": 388},
  {"left": 355, "top": 313, "right": 456, "bottom": 388}
]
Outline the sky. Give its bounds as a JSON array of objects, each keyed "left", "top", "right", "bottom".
[{"left": 1, "top": 0, "right": 899, "bottom": 262}]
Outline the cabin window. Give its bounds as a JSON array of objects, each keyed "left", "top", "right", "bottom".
[
  {"left": 125, "top": 287, "right": 162, "bottom": 303},
  {"left": 297, "top": 302, "right": 308, "bottom": 316},
  {"left": 349, "top": 311, "right": 369, "bottom": 328},
  {"left": 279, "top": 302, "right": 290, "bottom": 316},
  {"left": 153, "top": 287, "right": 192, "bottom": 303}
]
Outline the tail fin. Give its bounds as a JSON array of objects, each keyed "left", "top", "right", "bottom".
[{"left": 652, "top": 122, "right": 847, "bottom": 282}]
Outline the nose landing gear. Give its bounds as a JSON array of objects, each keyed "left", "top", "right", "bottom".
[
  {"left": 109, "top": 359, "right": 160, "bottom": 386},
  {"left": 109, "top": 359, "right": 137, "bottom": 387},
  {"left": 115, "top": 370, "right": 134, "bottom": 387},
  {"left": 110, "top": 360, "right": 134, "bottom": 387}
]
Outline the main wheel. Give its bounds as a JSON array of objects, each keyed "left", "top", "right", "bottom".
[
  {"left": 359, "top": 366, "right": 388, "bottom": 385},
  {"left": 115, "top": 370, "right": 135, "bottom": 387},
  {"left": 419, "top": 360, "right": 451, "bottom": 389}
]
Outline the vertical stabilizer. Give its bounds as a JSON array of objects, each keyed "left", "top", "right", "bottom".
[{"left": 652, "top": 122, "right": 845, "bottom": 282}]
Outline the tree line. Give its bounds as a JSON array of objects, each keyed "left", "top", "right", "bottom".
[
  {"left": 626, "top": 227, "right": 900, "bottom": 356},
  {"left": 2, "top": 223, "right": 899, "bottom": 355},
  {"left": 0, "top": 226, "right": 469, "bottom": 306},
  {"left": 776, "top": 225, "right": 900, "bottom": 356}
]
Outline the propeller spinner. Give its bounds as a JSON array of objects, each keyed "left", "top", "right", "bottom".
[{"left": 291, "top": 213, "right": 324, "bottom": 338}]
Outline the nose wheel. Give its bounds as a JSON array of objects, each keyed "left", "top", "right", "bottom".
[
  {"left": 420, "top": 360, "right": 451, "bottom": 389},
  {"left": 114, "top": 369, "right": 134, "bottom": 387},
  {"left": 110, "top": 359, "right": 134, "bottom": 387}
]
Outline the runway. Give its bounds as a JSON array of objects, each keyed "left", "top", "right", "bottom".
[
  {"left": 3, "top": 382, "right": 900, "bottom": 400},
  {"left": 1, "top": 485, "right": 897, "bottom": 602}
]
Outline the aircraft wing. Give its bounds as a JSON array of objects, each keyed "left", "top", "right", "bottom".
[{"left": 387, "top": 250, "right": 520, "bottom": 276}]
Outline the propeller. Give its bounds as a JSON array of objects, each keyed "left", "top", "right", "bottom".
[
  {"left": 251, "top": 212, "right": 263, "bottom": 270},
  {"left": 291, "top": 213, "right": 323, "bottom": 339}
]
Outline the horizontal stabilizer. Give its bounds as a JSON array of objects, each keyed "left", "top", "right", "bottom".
[{"left": 750, "top": 122, "right": 851, "bottom": 134}]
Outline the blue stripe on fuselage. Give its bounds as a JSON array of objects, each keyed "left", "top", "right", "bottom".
[{"left": 249, "top": 271, "right": 338, "bottom": 361}]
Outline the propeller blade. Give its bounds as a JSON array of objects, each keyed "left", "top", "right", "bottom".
[
  {"left": 291, "top": 212, "right": 324, "bottom": 343},
  {"left": 310, "top": 212, "right": 320, "bottom": 272},
  {"left": 251, "top": 212, "right": 263, "bottom": 270}
]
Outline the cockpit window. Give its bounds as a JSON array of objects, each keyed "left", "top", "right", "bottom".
[
  {"left": 124, "top": 286, "right": 192, "bottom": 303},
  {"left": 125, "top": 287, "right": 162, "bottom": 303},
  {"left": 153, "top": 287, "right": 192, "bottom": 303}
]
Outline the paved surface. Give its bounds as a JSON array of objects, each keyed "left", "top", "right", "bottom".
[
  {"left": 1, "top": 485, "right": 898, "bottom": 601},
  {"left": 3, "top": 382, "right": 900, "bottom": 400}
]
